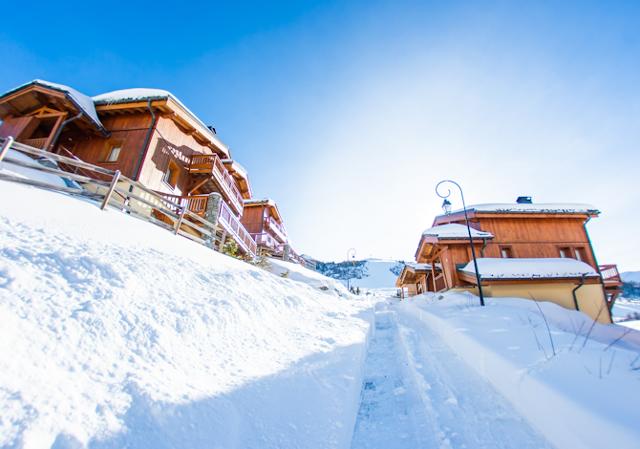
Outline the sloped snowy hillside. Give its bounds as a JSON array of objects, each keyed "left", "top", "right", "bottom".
[
  {"left": 0, "top": 180, "right": 373, "bottom": 449},
  {"left": 316, "top": 258, "right": 403, "bottom": 289}
]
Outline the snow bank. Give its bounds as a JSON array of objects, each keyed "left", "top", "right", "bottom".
[
  {"left": 0, "top": 180, "right": 373, "bottom": 449},
  {"left": 400, "top": 293, "right": 640, "bottom": 449},
  {"left": 266, "top": 257, "right": 350, "bottom": 295},
  {"left": 462, "top": 257, "right": 599, "bottom": 279}
]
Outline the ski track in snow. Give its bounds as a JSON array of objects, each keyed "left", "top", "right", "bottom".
[{"left": 351, "top": 300, "right": 553, "bottom": 449}]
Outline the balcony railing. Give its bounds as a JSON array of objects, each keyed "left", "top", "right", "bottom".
[
  {"left": 188, "top": 154, "right": 244, "bottom": 215},
  {"left": 265, "top": 216, "right": 287, "bottom": 243},
  {"left": 19, "top": 137, "right": 48, "bottom": 149},
  {"left": 599, "top": 264, "right": 622, "bottom": 286},
  {"left": 157, "top": 193, "right": 210, "bottom": 216},
  {"left": 217, "top": 199, "right": 257, "bottom": 256},
  {"left": 157, "top": 192, "right": 256, "bottom": 257}
]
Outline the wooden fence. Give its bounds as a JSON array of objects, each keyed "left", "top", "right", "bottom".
[{"left": 0, "top": 137, "right": 256, "bottom": 258}]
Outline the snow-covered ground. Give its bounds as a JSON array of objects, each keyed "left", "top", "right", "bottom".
[
  {"left": 265, "top": 257, "right": 349, "bottom": 295},
  {"left": 612, "top": 298, "right": 640, "bottom": 330},
  {"left": 398, "top": 292, "right": 640, "bottom": 449},
  {"left": 345, "top": 259, "right": 402, "bottom": 290},
  {"left": 0, "top": 180, "right": 373, "bottom": 449},
  {"left": 2, "top": 165, "right": 639, "bottom": 449}
]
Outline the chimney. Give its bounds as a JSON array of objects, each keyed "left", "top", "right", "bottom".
[{"left": 516, "top": 196, "right": 532, "bottom": 204}]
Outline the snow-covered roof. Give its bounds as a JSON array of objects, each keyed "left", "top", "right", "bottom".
[
  {"left": 93, "top": 88, "right": 227, "bottom": 155},
  {"left": 460, "top": 258, "right": 599, "bottom": 279},
  {"left": 221, "top": 159, "right": 249, "bottom": 179},
  {"left": 422, "top": 223, "right": 493, "bottom": 239},
  {"left": 2, "top": 80, "right": 105, "bottom": 133},
  {"left": 244, "top": 198, "right": 276, "bottom": 207},
  {"left": 448, "top": 203, "right": 599, "bottom": 215},
  {"left": 405, "top": 262, "right": 432, "bottom": 270}
]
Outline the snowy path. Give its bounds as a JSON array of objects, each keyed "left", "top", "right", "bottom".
[{"left": 350, "top": 300, "right": 553, "bottom": 449}]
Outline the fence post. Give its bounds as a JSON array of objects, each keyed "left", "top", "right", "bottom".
[
  {"left": 101, "top": 170, "right": 121, "bottom": 210},
  {"left": 175, "top": 205, "right": 187, "bottom": 234},
  {"left": 0, "top": 136, "right": 15, "bottom": 163}
]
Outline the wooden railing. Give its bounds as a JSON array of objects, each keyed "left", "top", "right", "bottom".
[
  {"left": 0, "top": 137, "right": 256, "bottom": 258},
  {"left": 157, "top": 193, "right": 210, "bottom": 217},
  {"left": 265, "top": 216, "right": 287, "bottom": 243},
  {"left": 20, "top": 137, "right": 48, "bottom": 149},
  {"left": 188, "top": 154, "right": 244, "bottom": 215},
  {"left": 156, "top": 191, "right": 257, "bottom": 256},
  {"left": 599, "top": 264, "right": 622, "bottom": 285},
  {"left": 217, "top": 198, "right": 257, "bottom": 256}
]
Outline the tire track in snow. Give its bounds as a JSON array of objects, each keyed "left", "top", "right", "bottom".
[{"left": 351, "top": 300, "right": 553, "bottom": 449}]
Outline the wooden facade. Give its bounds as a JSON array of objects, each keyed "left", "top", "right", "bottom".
[
  {"left": 0, "top": 80, "right": 264, "bottom": 257},
  {"left": 241, "top": 199, "right": 290, "bottom": 256},
  {"left": 402, "top": 201, "right": 621, "bottom": 322}
]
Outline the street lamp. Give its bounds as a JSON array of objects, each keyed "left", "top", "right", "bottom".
[
  {"left": 435, "top": 180, "right": 485, "bottom": 307},
  {"left": 346, "top": 248, "right": 356, "bottom": 291}
]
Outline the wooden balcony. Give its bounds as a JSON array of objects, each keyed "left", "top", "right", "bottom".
[
  {"left": 157, "top": 192, "right": 257, "bottom": 257},
  {"left": 265, "top": 216, "right": 287, "bottom": 243},
  {"left": 599, "top": 264, "right": 622, "bottom": 287},
  {"left": 188, "top": 154, "right": 244, "bottom": 215}
]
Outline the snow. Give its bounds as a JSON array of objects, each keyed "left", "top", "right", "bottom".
[
  {"left": 4, "top": 80, "right": 105, "bottom": 132},
  {"left": 265, "top": 257, "right": 350, "bottom": 295},
  {"left": 352, "top": 302, "right": 553, "bottom": 449},
  {"left": 399, "top": 292, "right": 640, "bottom": 449},
  {"left": 1, "top": 149, "right": 69, "bottom": 188},
  {"left": 347, "top": 259, "right": 403, "bottom": 290},
  {"left": 422, "top": 223, "right": 493, "bottom": 239},
  {"left": 404, "top": 262, "right": 431, "bottom": 271},
  {"left": 461, "top": 257, "right": 599, "bottom": 279},
  {"left": 243, "top": 198, "right": 276, "bottom": 206},
  {"left": 446, "top": 202, "right": 599, "bottom": 215},
  {"left": 0, "top": 180, "right": 373, "bottom": 449}
]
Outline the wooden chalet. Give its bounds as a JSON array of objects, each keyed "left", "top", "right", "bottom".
[
  {"left": 400, "top": 197, "right": 621, "bottom": 323},
  {"left": 0, "top": 80, "right": 257, "bottom": 255},
  {"left": 395, "top": 263, "right": 431, "bottom": 298},
  {"left": 240, "top": 198, "right": 305, "bottom": 264}
]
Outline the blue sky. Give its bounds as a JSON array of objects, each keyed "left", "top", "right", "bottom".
[{"left": 2, "top": 0, "right": 640, "bottom": 268}]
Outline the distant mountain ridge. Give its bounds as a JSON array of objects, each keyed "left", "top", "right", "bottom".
[{"left": 315, "top": 258, "right": 404, "bottom": 289}]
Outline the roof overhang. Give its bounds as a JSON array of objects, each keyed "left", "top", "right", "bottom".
[
  {"left": 244, "top": 199, "right": 283, "bottom": 222},
  {"left": 0, "top": 81, "right": 108, "bottom": 136},
  {"left": 457, "top": 270, "right": 601, "bottom": 286},
  {"left": 433, "top": 209, "right": 599, "bottom": 226},
  {"left": 94, "top": 96, "right": 230, "bottom": 158},
  {"left": 222, "top": 159, "right": 252, "bottom": 199}
]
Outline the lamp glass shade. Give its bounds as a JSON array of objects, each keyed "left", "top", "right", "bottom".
[{"left": 442, "top": 199, "right": 452, "bottom": 214}]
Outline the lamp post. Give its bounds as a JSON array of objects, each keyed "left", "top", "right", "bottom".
[
  {"left": 346, "top": 248, "right": 356, "bottom": 291},
  {"left": 435, "top": 180, "right": 485, "bottom": 306}
]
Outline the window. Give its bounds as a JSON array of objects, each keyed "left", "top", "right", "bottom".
[
  {"left": 163, "top": 160, "right": 180, "bottom": 188},
  {"left": 575, "top": 247, "right": 587, "bottom": 262},
  {"left": 105, "top": 146, "right": 121, "bottom": 162},
  {"left": 559, "top": 247, "right": 572, "bottom": 258},
  {"left": 500, "top": 246, "right": 513, "bottom": 258}
]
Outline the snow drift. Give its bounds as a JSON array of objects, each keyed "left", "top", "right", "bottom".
[{"left": 0, "top": 180, "right": 373, "bottom": 449}]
